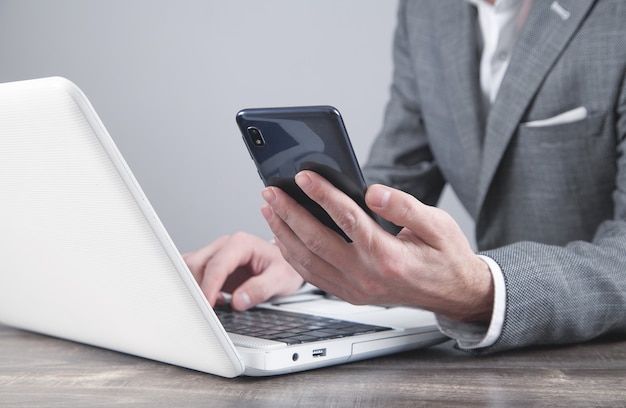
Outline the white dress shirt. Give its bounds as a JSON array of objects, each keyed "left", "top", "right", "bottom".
[{"left": 435, "top": 0, "right": 531, "bottom": 349}]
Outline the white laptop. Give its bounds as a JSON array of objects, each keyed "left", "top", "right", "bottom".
[{"left": 0, "top": 77, "right": 447, "bottom": 377}]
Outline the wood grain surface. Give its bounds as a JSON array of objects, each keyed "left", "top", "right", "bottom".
[{"left": 0, "top": 323, "right": 624, "bottom": 407}]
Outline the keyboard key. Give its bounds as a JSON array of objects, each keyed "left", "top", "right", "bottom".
[{"left": 215, "top": 304, "right": 391, "bottom": 344}]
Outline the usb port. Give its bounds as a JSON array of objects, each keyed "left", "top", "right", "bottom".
[{"left": 312, "top": 348, "right": 326, "bottom": 358}]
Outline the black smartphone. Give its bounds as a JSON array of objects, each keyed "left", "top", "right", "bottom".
[{"left": 236, "top": 106, "right": 382, "bottom": 242}]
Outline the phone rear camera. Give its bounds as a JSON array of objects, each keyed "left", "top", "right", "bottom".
[{"left": 247, "top": 127, "right": 265, "bottom": 147}]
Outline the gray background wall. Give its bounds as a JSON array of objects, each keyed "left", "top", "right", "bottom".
[{"left": 0, "top": 0, "right": 474, "bottom": 252}]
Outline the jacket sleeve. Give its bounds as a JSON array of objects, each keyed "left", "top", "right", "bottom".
[
  {"left": 476, "top": 72, "right": 626, "bottom": 353},
  {"left": 362, "top": 0, "right": 445, "bottom": 207}
]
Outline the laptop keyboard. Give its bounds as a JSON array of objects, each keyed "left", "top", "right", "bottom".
[{"left": 215, "top": 304, "right": 391, "bottom": 345}]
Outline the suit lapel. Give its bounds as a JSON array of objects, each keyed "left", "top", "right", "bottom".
[
  {"left": 475, "top": 0, "right": 596, "bottom": 213},
  {"left": 437, "top": 3, "right": 485, "bottom": 205}
]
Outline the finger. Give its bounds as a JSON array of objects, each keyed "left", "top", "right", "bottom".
[
  {"left": 200, "top": 234, "right": 264, "bottom": 305},
  {"left": 184, "top": 233, "right": 262, "bottom": 305},
  {"left": 261, "top": 198, "right": 341, "bottom": 281},
  {"left": 365, "top": 184, "right": 456, "bottom": 248},
  {"left": 182, "top": 236, "right": 230, "bottom": 284},
  {"left": 261, "top": 186, "right": 347, "bottom": 260},
  {"left": 294, "top": 170, "right": 381, "bottom": 245},
  {"left": 261, "top": 183, "right": 376, "bottom": 301},
  {"left": 230, "top": 265, "right": 303, "bottom": 311},
  {"left": 272, "top": 236, "right": 350, "bottom": 300},
  {"left": 261, "top": 194, "right": 349, "bottom": 291}
]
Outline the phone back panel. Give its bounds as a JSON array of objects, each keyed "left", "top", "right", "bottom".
[{"left": 236, "top": 106, "right": 374, "bottom": 241}]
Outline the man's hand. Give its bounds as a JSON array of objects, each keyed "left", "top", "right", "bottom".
[
  {"left": 183, "top": 233, "right": 304, "bottom": 311},
  {"left": 260, "top": 170, "right": 494, "bottom": 323}
]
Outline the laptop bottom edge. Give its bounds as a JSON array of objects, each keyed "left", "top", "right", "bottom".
[{"left": 240, "top": 329, "right": 448, "bottom": 376}]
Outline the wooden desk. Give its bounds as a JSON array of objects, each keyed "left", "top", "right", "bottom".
[{"left": 1, "top": 323, "right": 624, "bottom": 407}]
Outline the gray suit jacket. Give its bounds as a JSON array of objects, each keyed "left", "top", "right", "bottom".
[{"left": 363, "top": 0, "right": 626, "bottom": 352}]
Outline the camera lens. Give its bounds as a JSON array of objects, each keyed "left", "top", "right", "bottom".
[{"left": 247, "top": 127, "right": 265, "bottom": 147}]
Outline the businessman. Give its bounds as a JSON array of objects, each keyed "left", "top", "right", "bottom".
[{"left": 185, "top": 0, "right": 626, "bottom": 353}]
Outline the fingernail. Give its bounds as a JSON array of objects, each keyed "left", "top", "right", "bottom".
[
  {"left": 261, "top": 187, "right": 276, "bottom": 205},
  {"left": 234, "top": 291, "right": 251, "bottom": 310},
  {"left": 295, "top": 172, "right": 312, "bottom": 192},
  {"left": 240, "top": 292, "right": 251, "bottom": 306},
  {"left": 369, "top": 186, "right": 391, "bottom": 208},
  {"left": 260, "top": 204, "right": 273, "bottom": 221}
]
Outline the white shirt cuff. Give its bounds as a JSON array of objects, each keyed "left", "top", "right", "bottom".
[{"left": 435, "top": 255, "right": 506, "bottom": 349}]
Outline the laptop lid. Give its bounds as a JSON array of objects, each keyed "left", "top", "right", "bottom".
[{"left": 0, "top": 77, "right": 244, "bottom": 377}]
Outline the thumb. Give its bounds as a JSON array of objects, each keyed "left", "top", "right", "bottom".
[
  {"left": 365, "top": 184, "right": 450, "bottom": 247},
  {"left": 230, "top": 270, "right": 302, "bottom": 311},
  {"left": 230, "top": 275, "right": 266, "bottom": 311}
]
